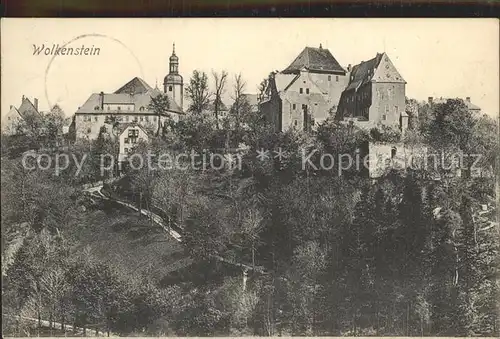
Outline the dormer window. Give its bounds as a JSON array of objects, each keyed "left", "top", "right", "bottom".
[
  {"left": 94, "top": 106, "right": 100, "bottom": 111},
  {"left": 139, "top": 106, "right": 145, "bottom": 111}
]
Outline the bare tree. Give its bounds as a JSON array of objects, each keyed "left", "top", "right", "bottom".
[
  {"left": 231, "top": 73, "right": 248, "bottom": 132},
  {"left": 185, "top": 70, "right": 211, "bottom": 114},
  {"left": 212, "top": 70, "right": 228, "bottom": 129}
]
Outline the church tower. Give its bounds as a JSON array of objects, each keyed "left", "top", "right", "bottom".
[{"left": 163, "top": 43, "right": 184, "bottom": 111}]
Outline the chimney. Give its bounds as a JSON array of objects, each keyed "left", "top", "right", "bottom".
[
  {"left": 466, "top": 96, "right": 471, "bottom": 102},
  {"left": 428, "top": 97, "right": 433, "bottom": 104},
  {"left": 347, "top": 64, "right": 352, "bottom": 72},
  {"left": 22, "top": 95, "right": 25, "bottom": 101},
  {"left": 319, "top": 43, "right": 323, "bottom": 49},
  {"left": 100, "top": 91, "right": 105, "bottom": 110},
  {"left": 10, "top": 105, "right": 13, "bottom": 109},
  {"left": 34, "top": 98, "right": 38, "bottom": 111}
]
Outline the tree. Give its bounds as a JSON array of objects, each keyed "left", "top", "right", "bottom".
[
  {"left": 230, "top": 73, "right": 249, "bottom": 132},
  {"left": 148, "top": 93, "right": 171, "bottom": 137},
  {"left": 212, "top": 70, "right": 228, "bottom": 130},
  {"left": 186, "top": 70, "right": 211, "bottom": 114},
  {"left": 45, "top": 104, "right": 66, "bottom": 148}
]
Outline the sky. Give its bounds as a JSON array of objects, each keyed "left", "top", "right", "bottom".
[{"left": 1, "top": 18, "right": 498, "bottom": 119}]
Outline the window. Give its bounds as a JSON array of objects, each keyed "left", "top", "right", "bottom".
[
  {"left": 94, "top": 116, "right": 98, "bottom": 122},
  {"left": 124, "top": 148, "right": 129, "bottom": 153},
  {"left": 87, "top": 128, "right": 91, "bottom": 134},
  {"left": 169, "top": 86, "right": 173, "bottom": 92},
  {"left": 292, "top": 104, "right": 296, "bottom": 110},
  {"left": 382, "top": 114, "right": 387, "bottom": 121},
  {"left": 391, "top": 147, "right": 397, "bottom": 159},
  {"left": 314, "top": 103, "right": 318, "bottom": 106},
  {"left": 139, "top": 106, "right": 145, "bottom": 111},
  {"left": 302, "top": 104, "right": 307, "bottom": 110},
  {"left": 140, "top": 117, "right": 144, "bottom": 122},
  {"left": 299, "top": 88, "right": 303, "bottom": 94},
  {"left": 124, "top": 138, "right": 129, "bottom": 144},
  {"left": 94, "top": 106, "right": 100, "bottom": 111},
  {"left": 306, "top": 88, "right": 310, "bottom": 94},
  {"left": 133, "top": 117, "right": 138, "bottom": 122},
  {"left": 328, "top": 75, "right": 331, "bottom": 81},
  {"left": 294, "top": 120, "right": 297, "bottom": 126},
  {"left": 107, "top": 106, "right": 110, "bottom": 111},
  {"left": 336, "top": 75, "right": 339, "bottom": 82},
  {"left": 117, "top": 106, "right": 121, "bottom": 111}
]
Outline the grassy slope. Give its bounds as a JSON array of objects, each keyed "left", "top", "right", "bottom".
[{"left": 70, "top": 200, "right": 192, "bottom": 284}]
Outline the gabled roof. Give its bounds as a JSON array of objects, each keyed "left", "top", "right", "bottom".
[
  {"left": 274, "top": 73, "right": 299, "bottom": 93},
  {"left": 283, "top": 47, "right": 345, "bottom": 74},
  {"left": 345, "top": 53, "right": 384, "bottom": 91},
  {"left": 18, "top": 97, "right": 42, "bottom": 119},
  {"left": 345, "top": 52, "right": 406, "bottom": 92},
  {"left": 117, "top": 122, "right": 151, "bottom": 137},
  {"left": 115, "top": 77, "right": 153, "bottom": 94},
  {"left": 76, "top": 79, "right": 183, "bottom": 115}
]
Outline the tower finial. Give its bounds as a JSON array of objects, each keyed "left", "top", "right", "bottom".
[
  {"left": 172, "top": 42, "right": 175, "bottom": 55},
  {"left": 319, "top": 43, "right": 322, "bottom": 49}
]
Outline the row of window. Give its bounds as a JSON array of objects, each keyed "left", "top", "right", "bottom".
[
  {"left": 327, "top": 75, "right": 340, "bottom": 82},
  {"left": 94, "top": 105, "right": 146, "bottom": 111},
  {"left": 291, "top": 103, "right": 320, "bottom": 110},
  {"left": 81, "top": 115, "right": 157, "bottom": 122},
  {"left": 345, "top": 92, "right": 370, "bottom": 104}
]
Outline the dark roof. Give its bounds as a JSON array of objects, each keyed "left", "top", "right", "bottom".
[
  {"left": 283, "top": 47, "right": 345, "bottom": 74},
  {"left": 18, "top": 97, "right": 42, "bottom": 120},
  {"left": 114, "top": 77, "right": 153, "bottom": 95},
  {"left": 345, "top": 53, "right": 384, "bottom": 91}
]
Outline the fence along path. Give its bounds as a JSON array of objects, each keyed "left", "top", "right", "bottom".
[{"left": 3, "top": 314, "right": 116, "bottom": 337}]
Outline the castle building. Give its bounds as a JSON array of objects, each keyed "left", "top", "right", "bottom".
[
  {"left": 260, "top": 45, "right": 349, "bottom": 132},
  {"left": 336, "top": 52, "right": 407, "bottom": 130},
  {"left": 74, "top": 44, "right": 184, "bottom": 140}
]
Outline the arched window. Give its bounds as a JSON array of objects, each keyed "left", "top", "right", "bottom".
[
  {"left": 391, "top": 147, "right": 397, "bottom": 159},
  {"left": 169, "top": 86, "right": 173, "bottom": 92},
  {"left": 139, "top": 106, "right": 145, "bottom": 111}
]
